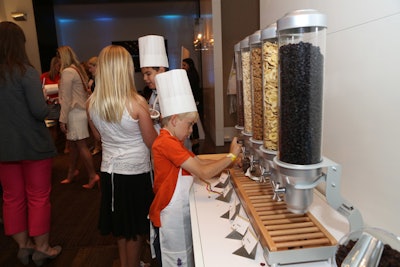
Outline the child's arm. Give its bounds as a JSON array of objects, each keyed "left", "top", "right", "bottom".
[{"left": 181, "top": 137, "right": 242, "bottom": 179}]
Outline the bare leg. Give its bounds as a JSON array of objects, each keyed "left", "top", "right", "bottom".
[
  {"left": 118, "top": 238, "right": 128, "bottom": 267},
  {"left": 61, "top": 141, "right": 80, "bottom": 183},
  {"left": 117, "top": 236, "right": 144, "bottom": 267},
  {"left": 64, "top": 140, "right": 70, "bottom": 154},
  {"left": 126, "top": 236, "right": 144, "bottom": 267},
  {"left": 75, "top": 139, "right": 97, "bottom": 181},
  {"left": 31, "top": 233, "right": 62, "bottom": 266},
  {"left": 92, "top": 139, "right": 102, "bottom": 155},
  {"left": 12, "top": 231, "right": 35, "bottom": 249},
  {"left": 33, "top": 232, "right": 60, "bottom": 256},
  {"left": 12, "top": 231, "right": 35, "bottom": 264}
]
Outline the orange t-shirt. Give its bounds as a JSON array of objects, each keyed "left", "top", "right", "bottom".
[{"left": 149, "top": 128, "right": 194, "bottom": 227}]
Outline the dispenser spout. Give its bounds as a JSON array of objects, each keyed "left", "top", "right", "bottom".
[{"left": 274, "top": 157, "right": 364, "bottom": 231}]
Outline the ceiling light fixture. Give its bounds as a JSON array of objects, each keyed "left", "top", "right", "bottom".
[{"left": 193, "top": 18, "right": 213, "bottom": 51}]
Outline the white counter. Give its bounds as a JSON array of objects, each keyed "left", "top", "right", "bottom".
[{"left": 189, "top": 174, "right": 349, "bottom": 267}]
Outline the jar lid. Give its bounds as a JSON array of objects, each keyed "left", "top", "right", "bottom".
[
  {"left": 234, "top": 42, "right": 241, "bottom": 52},
  {"left": 240, "top": 36, "right": 249, "bottom": 49},
  {"left": 249, "top": 30, "right": 261, "bottom": 45},
  {"left": 261, "top": 22, "right": 277, "bottom": 40},
  {"left": 277, "top": 9, "right": 327, "bottom": 31}
]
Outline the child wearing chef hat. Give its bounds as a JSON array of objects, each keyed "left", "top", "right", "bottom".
[
  {"left": 138, "top": 34, "right": 169, "bottom": 132},
  {"left": 149, "top": 69, "right": 242, "bottom": 267}
]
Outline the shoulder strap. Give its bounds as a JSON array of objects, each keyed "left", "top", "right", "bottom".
[{"left": 70, "top": 65, "right": 88, "bottom": 92}]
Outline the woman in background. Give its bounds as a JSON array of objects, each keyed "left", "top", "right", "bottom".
[
  {"left": 41, "top": 56, "right": 61, "bottom": 121},
  {"left": 86, "top": 56, "right": 102, "bottom": 155},
  {"left": 0, "top": 21, "right": 61, "bottom": 266},
  {"left": 41, "top": 56, "right": 68, "bottom": 152},
  {"left": 57, "top": 46, "right": 99, "bottom": 189},
  {"left": 88, "top": 45, "right": 157, "bottom": 267}
]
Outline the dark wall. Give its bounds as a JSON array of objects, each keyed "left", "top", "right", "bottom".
[
  {"left": 32, "top": 0, "right": 59, "bottom": 72},
  {"left": 221, "top": 0, "right": 259, "bottom": 127}
]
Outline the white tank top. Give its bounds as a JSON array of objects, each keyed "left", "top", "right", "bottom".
[{"left": 90, "top": 108, "right": 151, "bottom": 175}]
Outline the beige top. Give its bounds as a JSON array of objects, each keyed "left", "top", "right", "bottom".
[{"left": 59, "top": 66, "right": 88, "bottom": 123}]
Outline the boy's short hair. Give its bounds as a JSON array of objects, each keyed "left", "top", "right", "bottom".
[{"left": 161, "top": 111, "right": 198, "bottom": 126}]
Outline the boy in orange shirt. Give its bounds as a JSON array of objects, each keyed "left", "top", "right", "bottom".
[{"left": 149, "top": 69, "right": 242, "bottom": 267}]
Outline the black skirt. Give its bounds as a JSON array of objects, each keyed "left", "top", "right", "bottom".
[{"left": 98, "top": 171, "right": 154, "bottom": 239}]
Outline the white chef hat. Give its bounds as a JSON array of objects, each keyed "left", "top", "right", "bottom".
[
  {"left": 138, "top": 35, "right": 169, "bottom": 68},
  {"left": 155, "top": 69, "right": 197, "bottom": 118}
]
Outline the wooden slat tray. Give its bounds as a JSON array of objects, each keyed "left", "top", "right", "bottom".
[{"left": 230, "top": 168, "right": 337, "bottom": 253}]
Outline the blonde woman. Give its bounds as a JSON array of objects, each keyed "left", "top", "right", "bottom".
[
  {"left": 57, "top": 46, "right": 99, "bottom": 188},
  {"left": 87, "top": 45, "right": 157, "bottom": 267},
  {"left": 87, "top": 56, "right": 97, "bottom": 93}
]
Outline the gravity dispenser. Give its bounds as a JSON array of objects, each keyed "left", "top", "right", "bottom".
[
  {"left": 259, "top": 23, "right": 281, "bottom": 194},
  {"left": 248, "top": 30, "right": 264, "bottom": 178},
  {"left": 240, "top": 36, "right": 253, "bottom": 170},
  {"left": 274, "top": 9, "right": 363, "bottom": 232},
  {"left": 234, "top": 41, "right": 244, "bottom": 135}
]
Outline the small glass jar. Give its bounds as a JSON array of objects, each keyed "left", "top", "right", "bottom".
[
  {"left": 277, "top": 9, "right": 327, "bottom": 165},
  {"left": 240, "top": 36, "right": 252, "bottom": 135},
  {"left": 234, "top": 42, "right": 244, "bottom": 130},
  {"left": 249, "top": 30, "right": 263, "bottom": 141},
  {"left": 261, "top": 23, "right": 278, "bottom": 152}
]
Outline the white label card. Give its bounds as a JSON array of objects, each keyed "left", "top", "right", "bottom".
[
  {"left": 242, "top": 229, "right": 258, "bottom": 254},
  {"left": 222, "top": 183, "right": 231, "bottom": 198},
  {"left": 219, "top": 172, "right": 229, "bottom": 184},
  {"left": 229, "top": 200, "right": 237, "bottom": 220},
  {"left": 231, "top": 214, "right": 249, "bottom": 236}
]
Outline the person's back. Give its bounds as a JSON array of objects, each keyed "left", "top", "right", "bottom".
[
  {"left": 0, "top": 25, "right": 56, "bottom": 162},
  {"left": 41, "top": 57, "right": 61, "bottom": 123},
  {"left": 0, "top": 21, "right": 61, "bottom": 266},
  {"left": 87, "top": 45, "right": 157, "bottom": 267},
  {"left": 57, "top": 45, "right": 98, "bottom": 188},
  {"left": 90, "top": 107, "right": 151, "bottom": 174}
]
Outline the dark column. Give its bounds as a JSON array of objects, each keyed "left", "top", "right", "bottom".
[{"left": 32, "top": 0, "right": 59, "bottom": 72}]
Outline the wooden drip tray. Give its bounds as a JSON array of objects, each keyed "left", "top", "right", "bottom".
[{"left": 230, "top": 168, "right": 338, "bottom": 266}]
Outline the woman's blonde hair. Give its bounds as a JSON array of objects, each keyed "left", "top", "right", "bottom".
[
  {"left": 57, "top": 46, "right": 88, "bottom": 82},
  {"left": 89, "top": 45, "right": 139, "bottom": 122}
]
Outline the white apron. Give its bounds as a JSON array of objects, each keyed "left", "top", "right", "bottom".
[{"left": 159, "top": 168, "right": 194, "bottom": 267}]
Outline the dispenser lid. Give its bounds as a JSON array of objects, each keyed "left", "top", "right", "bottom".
[
  {"left": 277, "top": 9, "right": 327, "bottom": 31},
  {"left": 249, "top": 30, "right": 261, "bottom": 45},
  {"left": 261, "top": 23, "right": 277, "bottom": 40},
  {"left": 240, "top": 36, "right": 249, "bottom": 49}
]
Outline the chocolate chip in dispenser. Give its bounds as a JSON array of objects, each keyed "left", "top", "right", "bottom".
[{"left": 278, "top": 42, "right": 324, "bottom": 165}]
